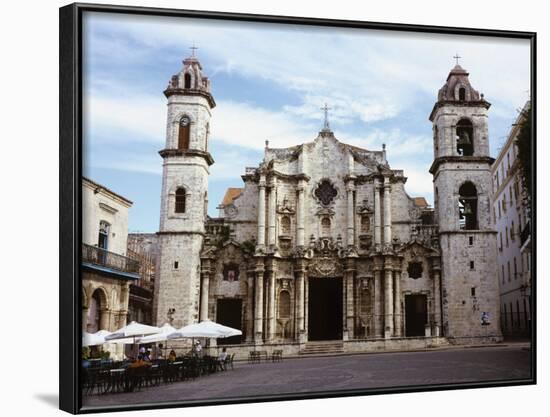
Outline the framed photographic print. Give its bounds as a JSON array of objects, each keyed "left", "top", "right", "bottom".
[{"left": 59, "top": 2, "right": 536, "bottom": 414}]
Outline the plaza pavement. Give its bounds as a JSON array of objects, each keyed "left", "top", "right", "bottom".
[{"left": 82, "top": 343, "right": 532, "bottom": 410}]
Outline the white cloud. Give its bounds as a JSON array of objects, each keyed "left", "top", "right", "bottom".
[
  {"left": 83, "top": 94, "right": 166, "bottom": 143},
  {"left": 86, "top": 13, "right": 529, "bottom": 121},
  {"left": 212, "top": 100, "right": 316, "bottom": 149}
]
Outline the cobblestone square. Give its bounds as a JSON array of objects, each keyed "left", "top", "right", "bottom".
[{"left": 83, "top": 345, "right": 532, "bottom": 410}]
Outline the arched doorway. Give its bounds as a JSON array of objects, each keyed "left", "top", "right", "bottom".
[{"left": 86, "top": 289, "right": 106, "bottom": 333}]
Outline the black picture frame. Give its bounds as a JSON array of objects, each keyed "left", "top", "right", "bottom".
[{"left": 59, "top": 3, "right": 536, "bottom": 414}]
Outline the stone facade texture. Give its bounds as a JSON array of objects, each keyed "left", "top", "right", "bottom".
[{"left": 154, "top": 58, "right": 503, "bottom": 352}]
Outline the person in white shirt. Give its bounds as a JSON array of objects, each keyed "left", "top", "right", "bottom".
[{"left": 217, "top": 347, "right": 228, "bottom": 371}]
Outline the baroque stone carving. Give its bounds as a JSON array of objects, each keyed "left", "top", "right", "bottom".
[{"left": 308, "top": 257, "right": 344, "bottom": 277}]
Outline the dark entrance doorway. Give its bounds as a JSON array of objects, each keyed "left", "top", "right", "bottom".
[
  {"left": 405, "top": 294, "right": 427, "bottom": 337},
  {"left": 216, "top": 299, "right": 242, "bottom": 345},
  {"left": 308, "top": 278, "right": 343, "bottom": 341}
]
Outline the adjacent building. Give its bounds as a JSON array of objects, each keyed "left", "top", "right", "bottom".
[
  {"left": 127, "top": 233, "right": 158, "bottom": 325},
  {"left": 81, "top": 177, "right": 139, "bottom": 357},
  {"left": 491, "top": 101, "right": 532, "bottom": 337},
  {"left": 153, "top": 54, "right": 503, "bottom": 355}
]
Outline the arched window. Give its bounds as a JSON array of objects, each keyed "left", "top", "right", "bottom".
[
  {"left": 184, "top": 73, "right": 191, "bottom": 89},
  {"left": 459, "top": 87, "right": 466, "bottom": 101},
  {"left": 321, "top": 217, "right": 331, "bottom": 236},
  {"left": 280, "top": 216, "right": 291, "bottom": 235},
  {"left": 456, "top": 119, "right": 474, "bottom": 156},
  {"left": 178, "top": 116, "right": 191, "bottom": 150},
  {"left": 459, "top": 182, "right": 478, "bottom": 230},
  {"left": 175, "top": 188, "right": 186, "bottom": 213},
  {"left": 433, "top": 125, "right": 439, "bottom": 155},
  {"left": 279, "top": 291, "right": 290, "bottom": 318}
]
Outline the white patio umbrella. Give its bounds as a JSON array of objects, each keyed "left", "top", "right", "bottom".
[
  {"left": 139, "top": 323, "right": 177, "bottom": 344},
  {"left": 82, "top": 329, "right": 112, "bottom": 347},
  {"left": 105, "top": 321, "right": 160, "bottom": 342},
  {"left": 167, "top": 320, "right": 242, "bottom": 340}
]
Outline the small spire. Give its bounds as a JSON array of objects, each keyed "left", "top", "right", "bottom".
[
  {"left": 321, "top": 103, "right": 331, "bottom": 131},
  {"left": 265, "top": 140, "right": 269, "bottom": 149},
  {"left": 453, "top": 53, "right": 462, "bottom": 66}
]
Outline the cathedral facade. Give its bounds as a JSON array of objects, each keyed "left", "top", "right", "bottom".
[{"left": 153, "top": 54, "right": 502, "bottom": 352}]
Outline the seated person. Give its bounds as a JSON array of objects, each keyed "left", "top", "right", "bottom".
[
  {"left": 128, "top": 354, "right": 150, "bottom": 369},
  {"left": 217, "top": 348, "right": 228, "bottom": 371},
  {"left": 168, "top": 349, "right": 177, "bottom": 362}
]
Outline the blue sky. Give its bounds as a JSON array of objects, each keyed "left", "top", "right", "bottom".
[{"left": 82, "top": 12, "right": 530, "bottom": 233}]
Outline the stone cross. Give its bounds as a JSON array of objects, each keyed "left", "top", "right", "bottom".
[
  {"left": 453, "top": 53, "right": 462, "bottom": 65},
  {"left": 321, "top": 103, "right": 331, "bottom": 130}
]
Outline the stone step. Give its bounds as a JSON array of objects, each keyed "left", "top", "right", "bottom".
[{"left": 300, "top": 341, "right": 344, "bottom": 355}]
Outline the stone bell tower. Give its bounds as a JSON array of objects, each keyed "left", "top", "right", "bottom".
[
  {"left": 429, "top": 60, "right": 502, "bottom": 343},
  {"left": 153, "top": 50, "right": 215, "bottom": 328}
]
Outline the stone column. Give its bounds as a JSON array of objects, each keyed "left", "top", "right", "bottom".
[
  {"left": 433, "top": 268, "right": 442, "bottom": 336},
  {"left": 346, "top": 180, "right": 356, "bottom": 247},
  {"left": 374, "top": 267, "right": 383, "bottom": 337},
  {"left": 383, "top": 176, "right": 392, "bottom": 246},
  {"left": 246, "top": 271, "right": 255, "bottom": 342},
  {"left": 82, "top": 308, "right": 89, "bottom": 332},
  {"left": 257, "top": 175, "right": 267, "bottom": 247},
  {"left": 384, "top": 268, "right": 394, "bottom": 338},
  {"left": 295, "top": 261, "right": 305, "bottom": 340},
  {"left": 267, "top": 264, "right": 276, "bottom": 341},
  {"left": 267, "top": 177, "right": 277, "bottom": 248},
  {"left": 394, "top": 271, "right": 402, "bottom": 337},
  {"left": 345, "top": 259, "right": 355, "bottom": 339},
  {"left": 296, "top": 181, "right": 306, "bottom": 247},
  {"left": 200, "top": 271, "right": 210, "bottom": 322},
  {"left": 254, "top": 270, "right": 264, "bottom": 344},
  {"left": 99, "top": 308, "right": 110, "bottom": 331},
  {"left": 374, "top": 179, "right": 382, "bottom": 249}
]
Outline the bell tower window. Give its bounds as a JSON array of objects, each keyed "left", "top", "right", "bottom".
[
  {"left": 184, "top": 73, "right": 191, "bottom": 89},
  {"left": 459, "top": 87, "right": 466, "bottom": 101},
  {"left": 459, "top": 182, "right": 478, "bottom": 230},
  {"left": 175, "top": 188, "right": 186, "bottom": 213},
  {"left": 456, "top": 118, "right": 474, "bottom": 156},
  {"left": 178, "top": 116, "right": 191, "bottom": 150}
]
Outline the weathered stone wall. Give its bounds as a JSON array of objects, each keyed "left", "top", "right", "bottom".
[{"left": 82, "top": 178, "right": 132, "bottom": 256}]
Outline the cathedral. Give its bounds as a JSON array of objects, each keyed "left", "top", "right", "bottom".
[{"left": 152, "top": 53, "right": 503, "bottom": 354}]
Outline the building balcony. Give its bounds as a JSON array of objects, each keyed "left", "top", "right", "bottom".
[{"left": 81, "top": 243, "right": 140, "bottom": 280}]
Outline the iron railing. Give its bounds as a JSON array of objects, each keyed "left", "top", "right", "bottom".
[{"left": 82, "top": 243, "right": 139, "bottom": 274}]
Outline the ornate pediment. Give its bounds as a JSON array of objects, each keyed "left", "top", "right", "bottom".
[{"left": 306, "top": 234, "right": 347, "bottom": 258}]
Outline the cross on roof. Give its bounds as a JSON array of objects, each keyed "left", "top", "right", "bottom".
[
  {"left": 190, "top": 44, "right": 199, "bottom": 57},
  {"left": 321, "top": 103, "right": 331, "bottom": 130},
  {"left": 453, "top": 53, "right": 462, "bottom": 65}
]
